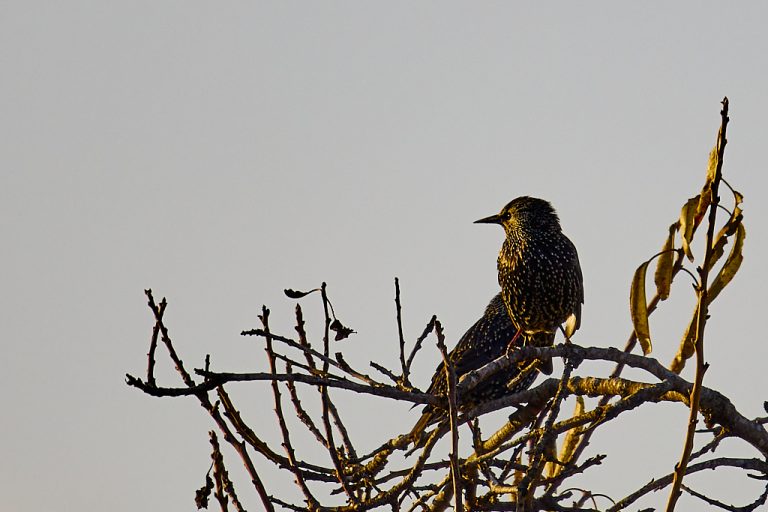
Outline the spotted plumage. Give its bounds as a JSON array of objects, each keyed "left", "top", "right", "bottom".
[
  {"left": 409, "top": 293, "right": 538, "bottom": 445},
  {"left": 475, "top": 196, "right": 584, "bottom": 351}
]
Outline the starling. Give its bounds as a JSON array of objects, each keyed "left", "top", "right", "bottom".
[
  {"left": 475, "top": 196, "right": 584, "bottom": 356},
  {"left": 409, "top": 293, "right": 538, "bottom": 446}
]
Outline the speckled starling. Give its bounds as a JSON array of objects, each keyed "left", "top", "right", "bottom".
[
  {"left": 409, "top": 293, "right": 538, "bottom": 445},
  {"left": 475, "top": 196, "right": 584, "bottom": 354}
]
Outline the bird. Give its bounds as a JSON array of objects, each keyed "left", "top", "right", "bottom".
[
  {"left": 409, "top": 293, "right": 539, "bottom": 447},
  {"left": 475, "top": 196, "right": 584, "bottom": 362}
]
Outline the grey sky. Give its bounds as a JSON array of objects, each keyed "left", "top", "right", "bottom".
[{"left": 2, "top": 2, "right": 768, "bottom": 510}]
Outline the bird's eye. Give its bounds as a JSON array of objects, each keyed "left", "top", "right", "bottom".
[{"left": 501, "top": 211, "right": 511, "bottom": 221}]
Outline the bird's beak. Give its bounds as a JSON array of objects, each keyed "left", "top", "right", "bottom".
[{"left": 474, "top": 213, "right": 502, "bottom": 225}]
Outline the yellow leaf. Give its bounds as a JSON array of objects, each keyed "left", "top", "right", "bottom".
[
  {"left": 551, "top": 397, "right": 586, "bottom": 478},
  {"left": 630, "top": 260, "right": 652, "bottom": 355},
  {"left": 694, "top": 142, "right": 719, "bottom": 219},
  {"left": 670, "top": 312, "right": 698, "bottom": 374},
  {"left": 679, "top": 196, "right": 700, "bottom": 262},
  {"left": 706, "top": 142, "right": 719, "bottom": 185},
  {"left": 707, "top": 206, "right": 742, "bottom": 273},
  {"left": 670, "top": 219, "right": 745, "bottom": 374},
  {"left": 654, "top": 223, "right": 678, "bottom": 300},
  {"left": 708, "top": 222, "right": 745, "bottom": 303}
]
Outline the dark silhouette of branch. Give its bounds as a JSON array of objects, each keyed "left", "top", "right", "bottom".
[
  {"left": 610, "top": 458, "right": 768, "bottom": 511},
  {"left": 128, "top": 100, "right": 763, "bottom": 511},
  {"left": 680, "top": 482, "right": 768, "bottom": 511}
]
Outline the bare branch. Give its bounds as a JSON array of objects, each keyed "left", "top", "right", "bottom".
[
  {"left": 262, "top": 307, "right": 319, "bottom": 510},
  {"left": 611, "top": 457, "right": 768, "bottom": 511},
  {"left": 396, "top": 277, "right": 409, "bottom": 385},
  {"left": 406, "top": 315, "right": 438, "bottom": 377},
  {"left": 436, "top": 319, "right": 462, "bottom": 511}
]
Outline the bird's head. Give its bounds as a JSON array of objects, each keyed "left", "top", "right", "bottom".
[{"left": 474, "top": 196, "right": 561, "bottom": 235}]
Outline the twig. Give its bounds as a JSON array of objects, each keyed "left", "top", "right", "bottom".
[
  {"left": 209, "top": 431, "right": 246, "bottom": 512},
  {"left": 335, "top": 353, "right": 384, "bottom": 387},
  {"left": 275, "top": 353, "right": 321, "bottom": 377},
  {"left": 320, "top": 283, "right": 358, "bottom": 501},
  {"left": 295, "top": 304, "right": 318, "bottom": 371},
  {"left": 241, "top": 329, "right": 349, "bottom": 379},
  {"left": 334, "top": 426, "right": 444, "bottom": 512},
  {"left": 405, "top": 473, "right": 451, "bottom": 512},
  {"left": 396, "top": 277, "right": 409, "bottom": 385},
  {"left": 210, "top": 431, "right": 230, "bottom": 512},
  {"left": 435, "top": 319, "right": 462, "bottom": 512},
  {"left": 130, "top": 369, "right": 438, "bottom": 405},
  {"left": 141, "top": 292, "right": 276, "bottom": 511},
  {"left": 217, "top": 387, "right": 335, "bottom": 482},
  {"left": 145, "top": 289, "right": 195, "bottom": 388},
  {"left": 145, "top": 291, "right": 166, "bottom": 387},
  {"left": 689, "top": 427, "right": 728, "bottom": 462},
  {"left": 262, "top": 307, "right": 318, "bottom": 510},
  {"left": 285, "top": 362, "right": 328, "bottom": 447},
  {"left": 517, "top": 360, "right": 576, "bottom": 510},
  {"left": 370, "top": 361, "right": 402, "bottom": 385},
  {"left": 539, "top": 455, "right": 606, "bottom": 490},
  {"left": 270, "top": 496, "right": 308, "bottom": 512},
  {"left": 681, "top": 481, "right": 768, "bottom": 512},
  {"left": 328, "top": 397, "right": 358, "bottom": 461},
  {"left": 610, "top": 457, "right": 768, "bottom": 511},
  {"left": 406, "top": 315, "right": 438, "bottom": 376}
]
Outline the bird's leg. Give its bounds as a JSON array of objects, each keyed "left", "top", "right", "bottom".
[{"left": 505, "top": 329, "right": 523, "bottom": 358}]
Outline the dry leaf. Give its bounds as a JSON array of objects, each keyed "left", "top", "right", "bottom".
[
  {"left": 630, "top": 260, "right": 653, "bottom": 355},
  {"left": 330, "top": 319, "right": 356, "bottom": 341},
  {"left": 707, "top": 206, "right": 743, "bottom": 272},
  {"left": 670, "top": 312, "right": 698, "bottom": 374},
  {"left": 654, "top": 222, "right": 678, "bottom": 300},
  {"left": 284, "top": 288, "right": 317, "bottom": 299},
  {"left": 195, "top": 474, "right": 213, "bottom": 509},
  {"left": 679, "top": 196, "right": 700, "bottom": 262},
  {"left": 708, "top": 222, "right": 745, "bottom": 303}
]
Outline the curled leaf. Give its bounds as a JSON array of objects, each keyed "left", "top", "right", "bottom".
[
  {"left": 679, "top": 196, "right": 700, "bottom": 262},
  {"left": 654, "top": 222, "right": 678, "bottom": 301},
  {"left": 670, "top": 312, "right": 698, "bottom": 374},
  {"left": 195, "top": 474, "right": 213, "bottom": 509},
  {"left": 330, "top": 319, "right": 356, "bottom": 341},
  {"left": 706, "top": 139, "right": 719, "bottom": 182},
  {"left": 707, "top": 206, "right": 743, "bottom": 272},
  {"left": 630, "top": 260, "right": 653, "bottom": 355},
  {"left": 708, "top": 222, "right": 745, "bottom": 303},
  {"left": 693, "top": 141, "right": 720, "bottom": 225},
  {"left": 284, "top": 288, "right": 318, "bottom": 299},
  {"left": 696, "top": 145, "right": 718, "bottom": 213}
]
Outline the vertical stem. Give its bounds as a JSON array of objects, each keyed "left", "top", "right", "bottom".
[
  {"left": 665, "top": 97, "right": 729, "bottom": 511},
  {"left": 436, "top": 320, "right": 462, "bottom": 512},
  {"left": 395, "top": 277, "right": 409, "bottom": 384},
  {"left": 319, "top": 283, "right": 357, "bottom": 501}
]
